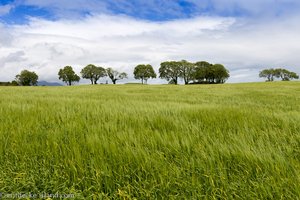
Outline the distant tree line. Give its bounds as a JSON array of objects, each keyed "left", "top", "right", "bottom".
[
  {"left": 0, "top": 81, "right": 18, "bottom": 86},
  {"left": 259, "top": 68, "right": 299, "bottom": 81},
  {"left": 58, "top": 60, "right": 229, "bottom": 85},
  {"left": 50, "top": 60, "right": 230, "bottom": 86},
  {"left": 159, "top": 60, "right": 230, "bottom": 85},
  {"left": 57, "top": 65, "right": 128, "bottom": 86},
  {"left": 3, "top": 61, "right": 299, "bottom": 86}
]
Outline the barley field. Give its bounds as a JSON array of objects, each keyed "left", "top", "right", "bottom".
[{"left": 0, "top": 82, "right": 299, "bottom": 199}]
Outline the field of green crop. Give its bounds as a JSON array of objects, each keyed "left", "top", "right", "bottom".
[{"left": 0, "top": 82, "right": 299, "bottom": 199}]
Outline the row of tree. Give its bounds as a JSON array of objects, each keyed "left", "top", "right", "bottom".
[
  {"left": 59, "top": 60, "right": 230, "bottom": 85},
  {"left": 259, "top": 68, "right": 299, "bottom": 81},
  {"left": 12, "top": 66, "right": 129, "bottom": 86},
  {"left": 58, "top": 65, "right": 128, "bottom": 85},
  {"left": 12, "top": 65, "right": 299, "bottom": 86},
  {"left": 159, "top": 60, "right": 230, "bottom": 84},
  {"left": 13, "top": 60, "right": 230, "bottom": 86}
]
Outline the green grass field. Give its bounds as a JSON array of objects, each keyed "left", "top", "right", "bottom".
[{"left": 0, "top": 82, "right": 299, "bottom": 199}]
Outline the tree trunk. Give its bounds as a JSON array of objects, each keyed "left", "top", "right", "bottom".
[
  {"left": 184, "top": 78, "right": 188, "bottom": 85},
  {"left": 174, "top": 78, "right": 178, "bottom": 85},
  {"left": 113, "top": 80, "right": 116, "bottom": 84}
]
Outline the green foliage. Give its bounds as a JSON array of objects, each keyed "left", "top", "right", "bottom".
[
  {"left": 259, "top": 68, "right": 298, "bottom": 81},
  {"left": 133, "top": 64, "right": 156, "bottom": 84},
  {"left": 159, "top": 61, "right": 181, "bottom": 84},
  {"left": 159, "top": 60, "right": 229, "bottom": 85},
  {"left": 81, "top": 64, "right": 106, "bottom": 84},
  {"left": 106, "top": 68, "right": 128, "bottom": 84},
  {"left": 259, "top": 68, "right": 277, "bottom": 81},
  {"left": 11, "top": 80, "right": 19, "bottom": 86},
  {"left": 15, "top": 70, "right": 38, "bottom": 86},
  {"left": 194, "top": 62, "right": 229, "bottom": 84},
  {"left": 178, "top": 60, "right": 195, "bottom": 84},
  {"left": 0, "top": 82, "right": 299, "bottom": 199},
  {"left": 58, "top": 66, "right": 80, "bottom": 86},
  {"left": 274, "top": 68, "right": 299, "bottom": 81},
  {"left": 213, "top": 64, "right": 230, "bottom": 83},
  {"left": 194, "top": 61, "right": 212, "bottom": 81},
  {"left": 0, "top": 81, "right": 19, "bottom": 86}
]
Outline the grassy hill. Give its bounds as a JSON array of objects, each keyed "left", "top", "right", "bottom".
[{"left": 0, "top": 82, "right": 299, "bottom": 199}]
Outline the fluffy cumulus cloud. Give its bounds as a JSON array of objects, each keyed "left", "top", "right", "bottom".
[{"left": 0, "top": 0, "right": 300, "bottom": 84}]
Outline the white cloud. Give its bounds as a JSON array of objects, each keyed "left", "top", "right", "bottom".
[
  {"left": 0, "top": 24, "right": 14, "bottom": 46},
  {"left": 0, "top": 14, "right": 299, "bottom": 84},
  {"left": 0, "top": 4, "right": 14, "bottom": 16}
]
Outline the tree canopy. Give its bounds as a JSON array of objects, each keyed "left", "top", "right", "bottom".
[
  {"left": 259, "top": 68, "right": 276, "bottom": 81},
  {"left": 213, "top": 64, "right": 230, "bottom": 83},
  {"left": 58, "top": 66, "right": 80, "bottom": 86},
  {"left": 81, "top": 64, "right": 106, "bottom": 84},
  {"left": 133, "top": 64, "right": 156, "bottom": 84},
  {"left": 179, "top": 60, "right": 195, "bottom": 85},
  {"left": 274, "top": 68, "right": 299, "bottom": 81},
  {"left": 159, "top": 60, "right": 229, "bottom": 85},
  {"left": 259, "top": 68, "right": 299, "bottom": 81},
  {"left": 7, "top": 62, "right": 300, "bottom": 86},
  {"left": 106, "top": 68, "right": 128, "bottom": 84},
  {"left": 159, "top": 61, "right": 182, "bottom": 85},
  {"left": 194, "top": 62, "right": 229, "bottom": 84},
  {"left": 15, "top": 70, "right": 38, "bottom": 86}
]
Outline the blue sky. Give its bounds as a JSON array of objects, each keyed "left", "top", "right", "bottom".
[
  {"left": 1, "top": 0, "right": 300, "bottom": 23},
  {"left": 0, "top": 0, "right": 300, "bottom": 83}
]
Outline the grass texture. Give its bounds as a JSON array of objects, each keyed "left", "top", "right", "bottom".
[{"left": 0, "top": 82, "right": 299, "bottom": 199}]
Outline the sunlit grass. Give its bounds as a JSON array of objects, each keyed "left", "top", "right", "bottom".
[{"left": 0, "top": 82, "right": 299, "bottom": 199}]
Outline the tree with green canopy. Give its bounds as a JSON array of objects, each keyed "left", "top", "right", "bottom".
[
  {"left": 259, "top": 68, "right": 276, "bottom": 81},
  {"left": 133, "top": 64, "right": 156, "bottom": 84},
  {"left": 194, "top": 61, "right": 212, "bottom": 83},
  {"left": 15, "top": 70, "right": 38, "bottom": 86},
  {"left": 274, "top": 68, "right": 299, "bottom": 81},
  {"left": 159, "top": 61, "right": 181, "bottom": 85},
  {"left": 58, "top": 66, "right": 80, "bottom": 86},
  {"left": 81, "top": 64, "right": 106, "bottom": 84},
  {"left": 212, "top": 64, "right": 230, "bottom": 83},
  {"left": 106, "top": 68, "right": 128, "bottom": 84},
  {"left": 178, "top": 60, "right": 195, "bottom": 85},
  {"left": 194, "top": 61, "right": 229, "bottom": 84}
]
